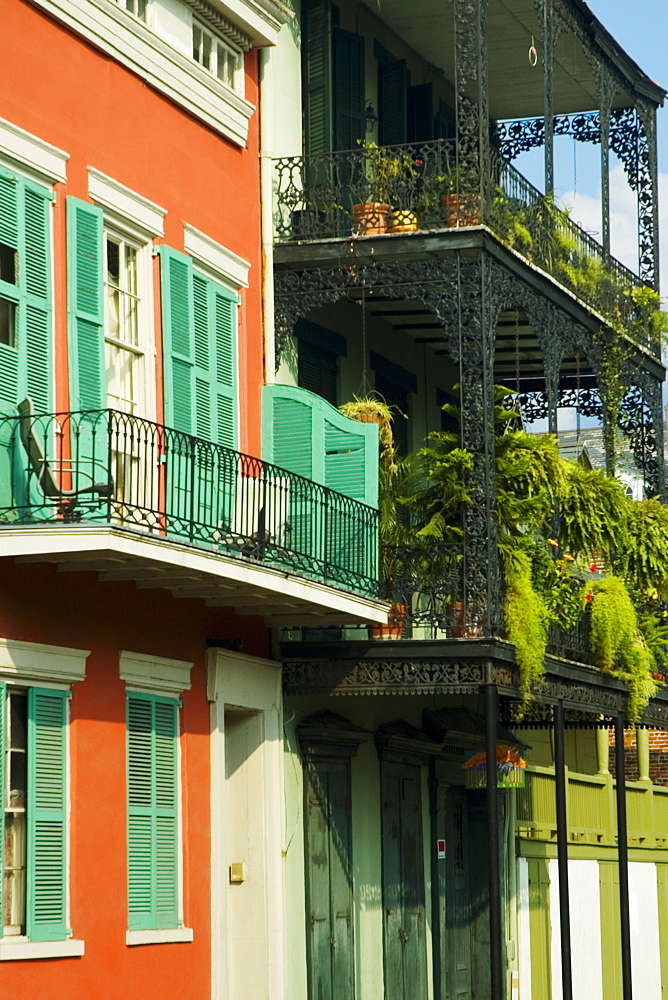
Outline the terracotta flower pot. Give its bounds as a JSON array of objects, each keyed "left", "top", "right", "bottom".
[
  {"left": 440, "top": 193, "right": 482, "bottom": 228},
  {"left": 369, "top": 603, "right": 406, "bottom": 640},
  {"left": 447, "top": 601, "right": 484, "bottom": 638},
  {"left": 352, "top": 202, "right": 390, "bottom": 236}
]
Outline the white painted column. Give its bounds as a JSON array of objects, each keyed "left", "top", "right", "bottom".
[{"left": 549, "top": 859, "right": 603, "bottom": 1000}]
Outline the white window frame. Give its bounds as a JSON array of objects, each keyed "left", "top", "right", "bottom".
[
  {"left": 0, "top": 638, "right": 88, "bottom": 962},
  {"left": 113, "top": 0, "right": 149, "bottom": 23},
  {"left": 89, "top": 168, "right": 164, "bottom": 424},
  {"left": 119, "top": 651, "right": 194, "bottom": 946},
  {"left": 192, "top": 18, "right": 244, "bottom": 96}
]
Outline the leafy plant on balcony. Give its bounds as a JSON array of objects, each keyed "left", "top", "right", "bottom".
[
  {"left": 588, "top": 575, "right": 656, "bottom": 723},
  {"left": 356, "top": 141, "right": 420, "bottom": 206},
  {"left": 490, "top": 189, "right": 533, "bottom": 256}
]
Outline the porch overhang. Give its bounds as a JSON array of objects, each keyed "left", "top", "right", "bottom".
[
  {"left": 2, "top": 525, "right": 389, "bottom": 627},
  {"left": 356, "top": 0, "right": 664, "bottom": 118},
  {"left": 281, "top": 637, "right": 668, "bottom": 728}
]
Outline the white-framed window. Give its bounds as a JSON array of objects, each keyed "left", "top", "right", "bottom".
[
  {"left": 104, "top": 230, "right": 146, "bottom": 415},
  {"left": 192, "top": 20, "right": 244, "bottom": 94},
  {"left": 0, "top": 637, "right": 88, "bottom": 961},
  {"left": 3, "top": 688, "right": 27, "bottom": 936},
  {"left": 119, "top": 651, "right": 193, "bottom": 946},
  {"left": 114, "top": 0, "right": 148, "bottom": 22}
]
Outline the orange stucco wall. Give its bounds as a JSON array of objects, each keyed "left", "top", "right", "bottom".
[
  {"left": 0, "top": 558, "right": 269, "bottom": 999},
  {"left": 3, "top": 0, "right": 264, "bottom": 456}
]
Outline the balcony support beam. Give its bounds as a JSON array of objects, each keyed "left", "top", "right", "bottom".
[
  {"left": 483, "top": 681, "right": 504, "bottom": 1000},
  {"left": 553, "top": 701, "right": 573, "bottom": 1000},
  {"left": 453, "top": 0, "right": 489, "bottom": 202},
  {"left": 615, "top": 714, "right": 633, "bottom": 1000}
]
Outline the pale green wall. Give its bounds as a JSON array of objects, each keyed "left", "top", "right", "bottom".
[
  {"left": 282, "top": 692, "right": 490, "bottom": 1000},
  {"left": 277, "top": 297, "right": 458, "bottom": 449}
]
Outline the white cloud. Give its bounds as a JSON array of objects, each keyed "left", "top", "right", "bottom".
[{"left": 561, "top": 163, "right": 668, "bottom": 300}]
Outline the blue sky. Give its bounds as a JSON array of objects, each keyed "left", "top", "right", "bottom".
[
  {"left": 511, "top": 2, "right": 668, "bottom": 294},
  {"left": 587, "top": 0, "right": 668, "bottom": 167}
]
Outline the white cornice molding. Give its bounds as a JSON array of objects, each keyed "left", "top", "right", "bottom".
[
  {"left": 0, "top": 117, "right": 69, "bottom": 185},
  {"left": 88, "top": 168, "right": 167, "bottom": 238},
  {"left": 119, "top": 650, "right": 194, "bottom": 696},
  {"left": 184, "top": 224, "right": 251, "bottom": 288},
  {"left": 205, "top": 647, "right": 280, "bottom": 702},
  {"left": 206, "top": 0, "right": 293, "bottom": 45},
  {"left": 0, "top": 638, "right": 89, "bottom": 685},
  {"left": 30, "top": 0, "right": 255, "bottom": 147}
]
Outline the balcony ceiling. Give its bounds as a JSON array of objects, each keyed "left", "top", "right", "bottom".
[
  {"left": 359, "top": 0, "right": 651, "bottom": 119},
  {"left": 1, "top": 526, "right": 388, "bottom": 627}
]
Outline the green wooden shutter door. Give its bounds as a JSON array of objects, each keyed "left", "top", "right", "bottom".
[
  {"left": 23, "top": 186, "right": 52, "bottom": 415},
  {"left": 0, "top": 171, "right": 19, "bottom": 409},
  {"left": 305, "top": 761, "right": 354, "bottom": 1000},
  {"left": 27, "top": 687, "right": 68, "bottom": 942},
  {"left": 381, "top": 763, "right": 428, "bottom": 1000},
  {"left": 127, "top": 694, "right": 179, "bottom": 930},
  {"left": 379, "top": 60, "right": 409, "bottom": 147},
  {"left": 333, "top": 28, "right": 365, "bottom": 152},
  {"left": 0, "top": 681, "right": 5, "bottom": 937},
  {"left": 160, "top": 246, "right": 194, "bottom": 434},
  {"left": 67, "top": 197, "right": 104, "bottom": 411},
  {"left": 212, "top": 285, "right": 237, "bottom": 450},
  {"left": 303, "top": 0, "right": 333, "bottom": 157},
  {"left": 191, "top": 273, "right": 237, "bottom": 450},
  {"left": 324, "top": 418, "right": 368, "bottom": 500}
]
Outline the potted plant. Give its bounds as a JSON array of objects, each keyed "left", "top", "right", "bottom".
[{"left": 352, "top": 142, "right": 420, "bottom": 236}]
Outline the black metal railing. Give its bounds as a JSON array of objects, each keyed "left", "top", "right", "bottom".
[
  {"left": 273, "top": 140, "right": 657, "bottom": 352},
  {"left": 0, "top": 408, "right": 379, "bottom": 597}
]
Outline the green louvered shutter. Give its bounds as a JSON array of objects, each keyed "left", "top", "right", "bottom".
[
  {"left": 23, "top": 185, "right": 52, "bottom": 415},
  {"left": 161, "top": 247, "right": 195, "bottom": 435},
  {"left": 333, "top": 27, "right": 365, "bottom": 151},
  {"left": 67, "top": 198, "right": 104, "bottom": 412},
  {"left": 0, "top": 681, "right": 5, "bottom": 936},
  {"left": 160, "top": 248, "right": 195, "bottom": 537},
  {"left": 27, "top": 687, "right": 68, "bottom": 942},
  {"left": 127, "top": 694, "right": 179, "bottom": 931},
  {"left": 0, "top": 171, "right": 20, "bottom": 410},
  {"left": 263, "top": 385, "right": 378, "bottom": 585},
  {"left": 192, "top": 273, "right": 237, "bottom": 450},
  {"left": 303, "top": 0, "right": 333, "bottom": 157},
  {"left": 379, "top": 60, "right": 409, "bottom": 147}
]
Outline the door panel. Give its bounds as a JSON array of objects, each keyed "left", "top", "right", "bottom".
[
  {"left": 444, "top": 788, "right": 473, "bottom": 1000},
  {"left": 381, "top": 763, "right": 428, "bottom": 1000},
  {"left": 305, "top": 760, "right": 354, "bottom": 1000}
]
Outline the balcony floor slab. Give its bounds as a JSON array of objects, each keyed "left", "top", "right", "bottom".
[{"left": 1, "top": 524, "right": 388, "bottom": 626}]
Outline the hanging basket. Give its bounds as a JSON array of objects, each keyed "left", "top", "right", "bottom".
[{"left": 462, "top": 746, "right": 527, "bottom": 789}]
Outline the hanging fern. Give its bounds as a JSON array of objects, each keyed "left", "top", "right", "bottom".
[
  {"left": 504, "top": 551, "right": 549, "bottom": 702},
  {"left": 589, "top": 575, "right": 656, "bottom": 723},
  {"left": 557, "top": 462, "right": 629, "bottom": 563}
]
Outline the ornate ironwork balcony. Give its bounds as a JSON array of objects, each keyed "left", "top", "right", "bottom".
[
  {"left": 273, "top": 140, "right": 656, "bottom": 352},
  {"left": 0, "top": 408, "right": 379, "bottom": 598}
]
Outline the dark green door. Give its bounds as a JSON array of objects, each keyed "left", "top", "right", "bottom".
[
  {"left": 305, "top": 760, "right": 355, "bottom": 1000},
  {"left": 444, "top": 788, "right": 473, "bottom": 1000},
  {"left": 381, "top": 762, "right": 428, "bottom": 1000}
]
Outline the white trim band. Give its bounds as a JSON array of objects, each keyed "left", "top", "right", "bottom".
[
  {"left": 184, "top": 224, "right": 251, "bottom": 288},
  {"left": 0, "top": 117, "right": 69, "bottom": 185},
  {"left": 31, "top": 0, "right": 256, "bottom": 147},
  {"left": 126, "top": 928, "right": 194, "bottom": 946},
  {"left": 0, "top": 638, "right": 89, "bottom": 685},
  {"left": 88, "top": 169, "right": 166, "bottom": 238},
  {"left": 119, "top": 650, "right": 194, "bottom": 695},
  {"left": 0, "top": 938, "right": 85, "bottom": 961}
]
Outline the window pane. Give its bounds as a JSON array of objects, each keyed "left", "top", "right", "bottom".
[
  {"left": 9, "top": 693, "right": 26, "bottom": 751},
  {"left": 3, "top": 814, "right": 26, "bottom": 933},
  {"left": 0, "top": 243, "right": 16, "bottom": 285},
  {"left": 0, "top": 298, "right": 16, "bottom": 347}
]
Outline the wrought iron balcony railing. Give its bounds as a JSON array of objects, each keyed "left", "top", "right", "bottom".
[
  {"left": 0, "top": 408, "right": 379, "bottom": 598},
  {"left": 273, "top": 140, "right": 657, "bottom": 352}
]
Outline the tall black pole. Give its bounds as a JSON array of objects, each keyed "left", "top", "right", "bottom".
[
  {"left": 484, "top": 682, "right": 503, "bottom": 1000},
  {"left": 553, "top": 701, "right": 573, "bottom": 1000},
  {"left": 615, "top": 715, "right": 633, "bottom": 1000}
]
